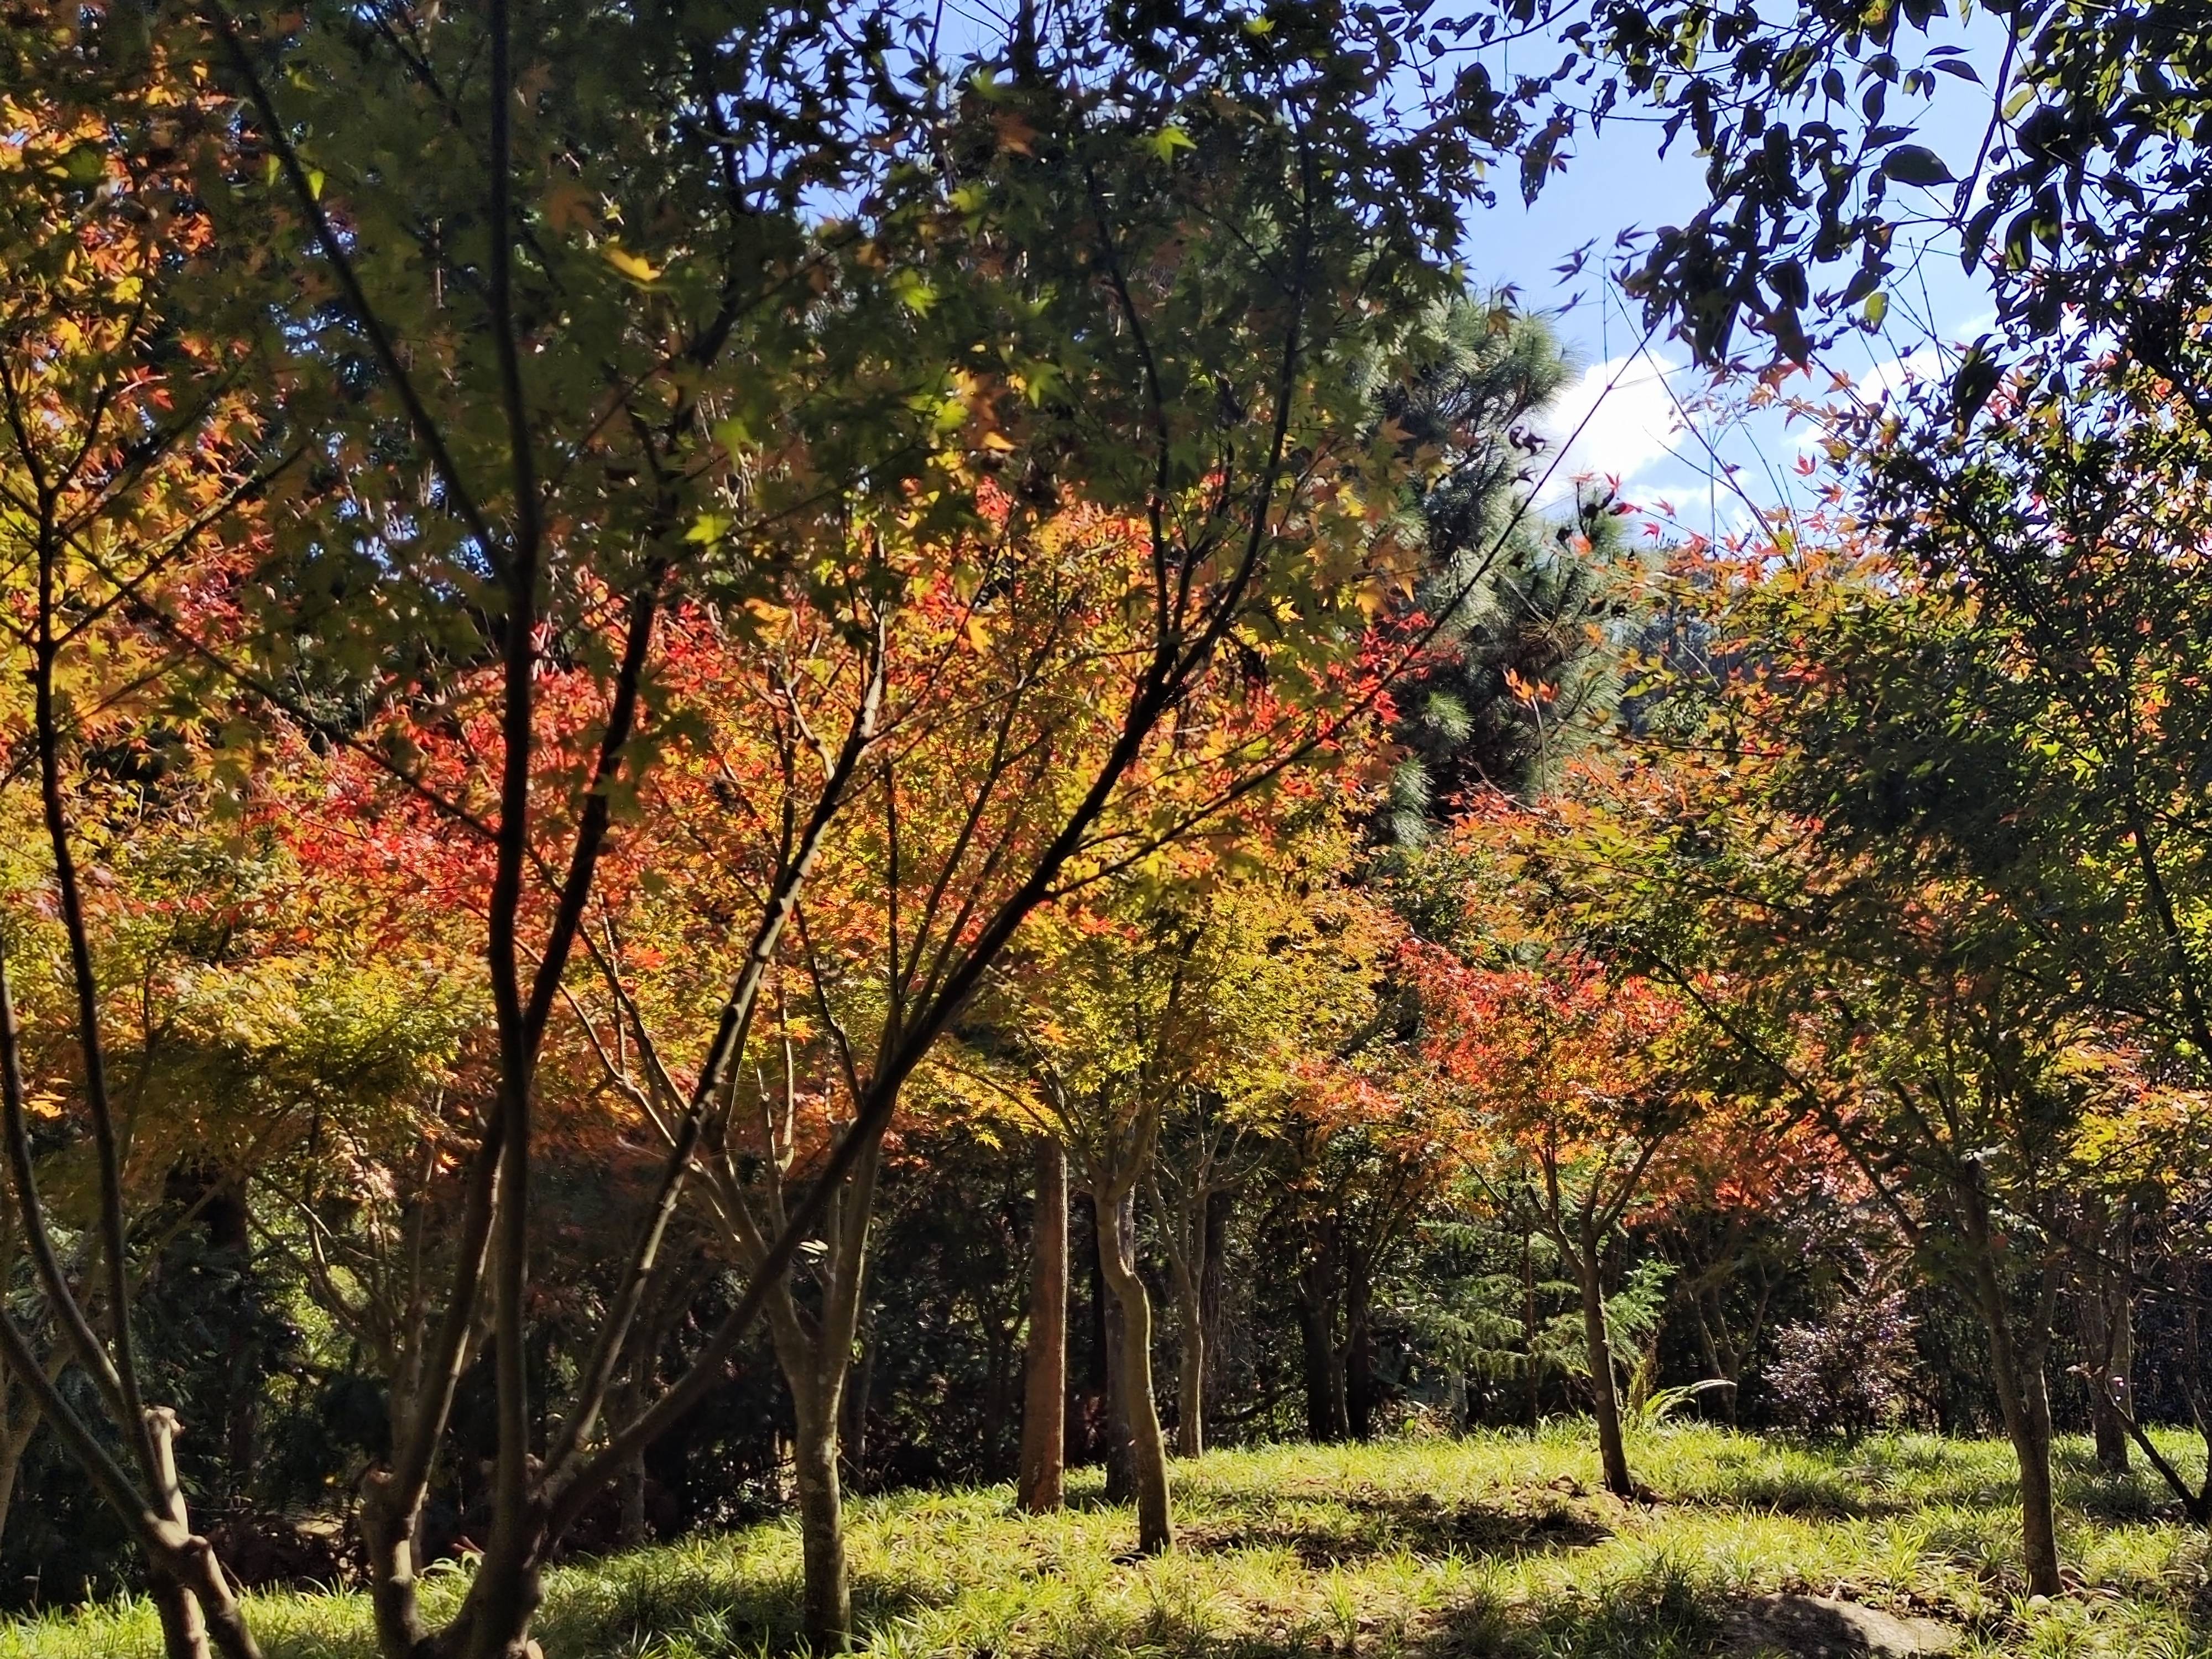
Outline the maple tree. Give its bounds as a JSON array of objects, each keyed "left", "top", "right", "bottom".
[
  {"left": 1524, "top": 488, "right": 2212, "bottom": 1592},
  {"left": 1571, "top": 0, "right": 2212, "bottom": 397},
  {"left": 1408, "top": 937, "right": 1733, "bottom": 1499},
  {"left": 1261, "top": 1048, "right": 1462, "bottom": 1445},
  {"left": 547, "top": 512, "right": 1185, "bottom": 1634},
  {"left": 0, "top": 9, "right": 302, "bottom": 1650},
  {"left": 246, "top": 400, "right": 1444, "bottom": 1653},
  {"left": 173, "top": 0, "right": 1513, "bottom": 1636},
  {"left": 963, "top": 807, "right": 1395, "bottom": 1551}
]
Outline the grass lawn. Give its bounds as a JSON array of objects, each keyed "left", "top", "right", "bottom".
[{"left": 6, "top": 1422, "right": 2210, "bottom": 1658}]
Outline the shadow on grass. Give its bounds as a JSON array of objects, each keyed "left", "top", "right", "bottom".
[
  {"left": 1666, "top": 1434, "right": 2183, "bottom": 1526},
  {"left": 2052, "top": 1445, "right": 2193, "bottom": 1524},
  {"left": 513, "top": 1561, "right": 941, "bottom": 1659},
  {"left": 1704, "top": 1468, "right": 1874, "bottom": 1520},
  {"left": 1182, "top": 1489, "right": 1610, "bottom": 1568},
  {"left": 1408, "top": 1554, "right": 1718, "bottom": 1659}
]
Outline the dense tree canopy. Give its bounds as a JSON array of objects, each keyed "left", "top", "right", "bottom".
[{"left": 4, "top": 1, "right": 2212, "bottom": 1656}]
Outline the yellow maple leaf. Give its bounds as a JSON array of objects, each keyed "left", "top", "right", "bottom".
[{"left": 601, "top": 242, "right": 660, "bottom": 284}]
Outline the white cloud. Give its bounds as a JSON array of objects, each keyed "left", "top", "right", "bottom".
[
  {"left": 1787, "top": 321, "right": 2000, "bottom": 456},
  {"left": 1858, "top": 341, "right": 1948, "bottom": 402},
  {"left": 1532, "top": 352, "right": 1693, "bottom": 507},
  {"left": 1792, "top": 313, "right": 2001, "bottom": 451},
  {"left": 1790, "top": 343, "right": 1947, "bottom": 453}
]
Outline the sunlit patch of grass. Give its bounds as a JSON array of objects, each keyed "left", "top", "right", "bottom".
[{"left": 9, "top": 1426, "right": 2212, "bottom": 1656}]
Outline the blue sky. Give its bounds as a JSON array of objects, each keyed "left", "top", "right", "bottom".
[{"left": 1459, "top": 6, "right": 2016, "bottom": 540}]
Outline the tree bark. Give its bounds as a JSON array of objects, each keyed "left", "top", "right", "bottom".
[
  {"left": 1094, "top": 1186, "right": 1172, "bottom": 1553},
  {"left": 2074, "top": 1194, "right": 2133, "bottom": 1475},
  {"left": 1692, "top": 1286, "right": 1750, "bottom": 1427},
  {"left": 1159, "top": 1162, "right": 1233, "bottom": 1461},
  {"left": 843, "top": 1322, "right": 875, "bottom": 1489},
  {"left": 361, "top": 1474, "right": 430, "bottom": 1659},
  {"left": 2002, "top": 1351, "right": 2062, "bottom": 1597},
  {"left": 792, "top": 1396, "right": 851, "bottom": 1650},
  {"left": 981, "top": 1312, "right": 1014, "bottom": 1482},
  {"left": 1160, "top": 1177, "right": 1205, "bottom": 1460},
  {"left": 619, "top": 1451, "right": 648, "bottom": 1551},
  {"left": 713, "top": 1126, "right": 883, "bottom": 1654},
  {"left": 1296, "top": 1283, "right": 1342, "bottom": 1443},
  {"left": 1964, "top": 1192, "right": 2062, "bottom": 1597},
  {"left": 1343, "top": 1251, "right": 1375, "bottom": 1441},
  {"left": 0, "top": 1383, "right": 44, "bottom": 1548},
  {"left": 1073, "top": 1193, "right": 1116, "bottom": 1477},
  {"left": 1201, "top": 1188, "right": 1230, "bottom": 1376},
  {"left": 1100, "top": 1276, "right": 1134, "bottom": 1501},
  {"left": 140, "top": 1407, "right": 264, "bottom": 1659},
  {"left": 1172, "top": 1283, "right": 1205, "bottom": 1460},
  {"left": 1327, "top": 1320, "right": 1352, "bottom": 1446},
  {"left": 2088, "top": 1335, "right": 2132, "bottom": 1475},
  {"left": 152, "top": 1570, "right": 213, "bottom": 1659},
  {"left": 768, "top": 1345, "right": 858, "bottom": 1652},
  {"left": 1524, "top": 1228, "right": 1541, "bottom": 1428},
  {"left": 1574, "top": 1234, "right": 1634, "bottom": 1500},
  {"left": 1019, "top": 1139, "right": 1068, "bottom": 1511}
]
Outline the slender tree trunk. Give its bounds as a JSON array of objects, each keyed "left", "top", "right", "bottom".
[
  {"left": 152, "top": 1571, "right": 213, "bottom": 1659},
  {"left": 729, "top": 1136, "right": 881, "bottom": 1654},
  {"left": 2077, "top": 1278, "right": 2130, "bottom": 1475},
  {"left": 1201, "top": 1188, "right": 1229, "bottom": 1375},
  {"left": 1094, "top": 1187, "right": 1172, "bottom": 1553},
  {"left": 1343, "top": 1253, "right": 1375, "bottom": 1441},
  {"left": 1574, "top": 1235, "right": 1634, "bottom": 1500},
  {"left": 140, "top": 1407, "right": 264, "bottom": 1659},
  {"left": 455, "top": 1541, "right": 544, "bottom": 1659},
  {"left": 1075, "top": 1193, "right": 1110, "bottom": 1470},
  {"left": 843, "top": 1323, "right": 875, "bottom": 1489},
  {"left": 756, "top": 1287, "right": 863, "bottom": 1650},
  {"left": 1524, "top": 1228, "right": 1541, "bottom": 1428},
  {"left": 1296, "top": 1278, "right": 1341, "bottom": 1443},
  {"left": 1964, "top": 1194, "right": 2062, "bottom": 1597},
  {"left": 0, "top": 1443, "right": 20, "bottom": 1549},
  {"left": 2100, "top": 1259, "right": 2134, "bottom": 1472},
  {"left": 361, "top": 1477, "right": 428, "bottom": 1659},
  {"left": 1019, "top": 1139, "right": 1068, "bottom": 1512},
  {"left": 981, "top": 1317, "right": 1013, "bottom": 1482},
  {"left": 1100, "top": 1278, "right": 1134, "bottom": 1503},
  {"left": 1999, "top": 1355, "right": 2061, "bottom": 1598},
  {"left": 146, "top": 1416, "right": 207, "bottom": 1659},
  {"left": 791, "top": 1395, "right": 851, "bottom": 1651},
  {"left": 1173, "top": 1285, "right": 1205, "bottom": 1460},
  {"left": 1692, "top": 1295, "right": 1741, "bottom": 1427},
  {"left": 619, "top": 1451, "right": 648, "bottom": 1550},
  {"left": 0, "top": 1274, "right": 51, "bottom": 1551},
  {"left": 1161, "top": 1175, "right": 1206, "bottom": 1460},
  {"left": 0, "top": 1396, "right": 41, "bottom": 1546},
  {"left": 2074, "top": 1194, "right": 2133, "bottom": 1474},
  {"left": 609, "top": 1333, "right": 664, "bottom": 1552},
  {"left": 1327, "top": 1324, "right": 1352, "bottom": 1446}
]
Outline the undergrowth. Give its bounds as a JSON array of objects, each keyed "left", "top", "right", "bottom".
[{"left": 6, "top": 1423, "right": 2210, "bottom": 1658}]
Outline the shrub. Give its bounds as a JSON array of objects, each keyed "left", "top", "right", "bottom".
[{"left": 1765, "top": 1288, "right": 1923, "bottom": 1438}]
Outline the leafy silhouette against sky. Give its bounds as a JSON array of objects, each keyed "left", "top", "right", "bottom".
[{"left": 1472, "top": 6, "right": 2012, "bottom": 538}]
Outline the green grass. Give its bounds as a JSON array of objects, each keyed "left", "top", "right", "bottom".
[{"left": 7, "top": 1424, "right": 2212, "bottom": 1658}]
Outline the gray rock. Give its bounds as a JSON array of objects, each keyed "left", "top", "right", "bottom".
[{"left": 1721, "top": 1594, "right": 1959, "bottom": 1657}]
